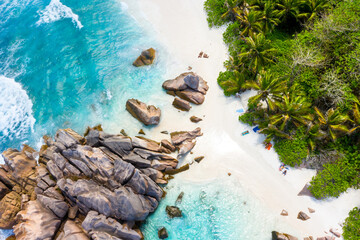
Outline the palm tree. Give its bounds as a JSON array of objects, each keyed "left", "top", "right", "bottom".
[
  {"left": 238, "top": 32, "right": 277, "bottom": 77},
  {"left": 269, "top": 91, "right": 313, "bottom": 130},
  {"left": 259, "top": 124, "right": 291, "bottom": 143},
  {"left": 259, "top": 1, "right": 281, "bottom": 33},
  {"left": 302, "top": 0, "right": 331, "bottom": 22},
  {"left": 306, "top": 122, "right": 324, "bottom": 152},
  {"left": 238, "top": 10, "right": 263, "bottom": 37},
  {"left": 244, "top": 70, "right": 286, "bottom": 111},
  {"left": 221, "top": 0, "right": 244, "bottom": 22},
  {"left": 218, "top": 69, "right": 246, "bottom": 96},
  {"left": 276, "top": 0, "right": 304, "bottom": 22},
  {"left": 349, "top": 103, "right": 360, "bottom": 134},
  {"left": 314, "top": 107, "right": 350, "bottom": 141}
]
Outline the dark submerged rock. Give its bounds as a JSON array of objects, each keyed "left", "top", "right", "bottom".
[
  {"left": 166, "top": 205, "right": 182, "bottom": 218},
  {"left": 175, "top": 192, "right": 184, "bottom": 205},
  {"left": 158, "top": 227, "right": 169, "bottom": 239}
]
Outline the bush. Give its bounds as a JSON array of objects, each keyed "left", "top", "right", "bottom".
[
  {"left": 204, "top": 0, "right": 227, "bottom": 28},
  {"left": 343, "top": 207, "right": 360, "bottom": 240},
  {"left": 217, "top": 70, "right": 244, "bottom": 96},
  {"left": 274, "top": 129, "right": 308, "bottom": 167},
  {"left": 309, "top": 161, "right": 354, "bottom": 198},
  {"left": 238, "top": 112, "right": 256, "bottom": 126}
]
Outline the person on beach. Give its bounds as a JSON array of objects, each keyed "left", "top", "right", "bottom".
[{"left": 282, "top": 170, "right": 287, "bottom": 176}]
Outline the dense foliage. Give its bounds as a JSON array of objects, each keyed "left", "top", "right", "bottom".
[
  {"left": 343, "top": 207, "right": 360, "bottom": 239},
  {"left": 205, "top": 0, "right": 360, "bottom": 237}
]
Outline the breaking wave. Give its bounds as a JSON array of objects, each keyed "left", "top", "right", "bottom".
[
  {"left": 36, "top": 0, "right": 83, "bottom": 29},
  {"left": 0, "top": 76, "right": 35, "bottom": 144}
]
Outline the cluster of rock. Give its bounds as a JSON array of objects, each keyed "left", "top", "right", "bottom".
[
  {"left": 162, "top": 72, "right": 209, "bottom": 111},
  {"left": 133, "top": 48, "right": 156, "bottom": 67},
  {"left": 0, "top": 126, "right": 202, "bottom": 239}
]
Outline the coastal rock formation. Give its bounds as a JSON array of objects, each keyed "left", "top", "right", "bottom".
[
  {"left": 0, "top": 146, "right": 37, "bottom": 229},
  {"left": 162, "top": 72, "right": 209, "bottom": 105},
  {"left": 170, "top": 127, "right": 202, "bottom": 157},
  {"left": 56, "top": 220, "right": 89, "bottom": 240},
  {"left": 133, "top": 48, "right": 156, "bottom": 67},
  {"left": 14, "top": 200, "right": 61, "bottom": 240},
  {"left": 172, "top": 97, "right": 191, "bottom": 111},
  {"left": 1, "top": 126, "right": 187, "bottom": 239},
  {"left": 82, "top": 211, "right": 141, "bottom": 240},
  {"left": 126, "top": 99, "right": 161, "bottom": 125},
  {"left": 272, "top": 231, "right": 298, "bottom": 240}
]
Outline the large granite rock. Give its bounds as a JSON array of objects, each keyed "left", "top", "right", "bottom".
[
  {"left": 133, "top": 48, "right": 156, "bottom": 67},
  {"left": 14, "top": 200, "right": 61, "bottom": 240},
  {"left": 172, "top": 97, "right": 191, "bottom": 111},
  {"left": 58, "top": 178, "right": 158, "bottom": 221},
  {"left": 82, "top": 211, "right": 142, "bottom": 240},
  {"left": 163, "top": 72, "right": 208, "bottom": 94},
  {"left": 170, "top": 127, "right": 202, "bottom": 145},
  {"left": 163, "top": 72, "right": 209, "bottom": 105},
  {"left": 126, "top": 99, "right": 161, "bottom": 126},
  {"left": 0, "top": 146, "right": 37, "bottom": 229},
  {"left": 272, "top": 231, "right": 298, "bottom": 240},
  {"left": 56, "top": 220, "right": 89, "bottom": 240},
  {"left": 0, "top": 192, "right": 21, "bottom": 229},
  {"left": 55, "top": 129, "right": 86, "bottom": 148},
  {"left": 175, "top": 89, "right": 205, "bottom": 105},
  {"left": 170, "top": 127, "right": 202, "bottom": 158}
]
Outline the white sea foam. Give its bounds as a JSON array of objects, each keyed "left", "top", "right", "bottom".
[
  {"left": 0, "top": 76, "right": 35, "bottom": 141},
  {"left": 37, "top": 0, "right": 83, "bottom": 29},
  {"left": 120, "top": 2, "right": 128, "bottom": 11}
]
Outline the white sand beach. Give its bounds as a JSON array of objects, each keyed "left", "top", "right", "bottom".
[{"left": 123, "top": 0, "right": 360, "bottom": 238}]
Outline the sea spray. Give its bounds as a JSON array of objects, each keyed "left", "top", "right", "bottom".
[{"left": 36, "top": 0, "right": 83, "bottom": 29}]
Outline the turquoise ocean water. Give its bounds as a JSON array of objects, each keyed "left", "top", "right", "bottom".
[{"left": 0, "top": 1, "right": 293, "bottom": 239}]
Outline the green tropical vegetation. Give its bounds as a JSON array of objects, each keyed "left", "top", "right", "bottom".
[{"left": 204, "top": 0, "right": 360, "bottom": 237}]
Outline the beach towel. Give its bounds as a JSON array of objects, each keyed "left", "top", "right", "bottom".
[
  {"left": 253, "top": 126, "right": 260, "bottom": 132},
  {"left": 241, "top": 130, "right": 249, "bottom": 136},
  {"left": 236, "top": 108, "right": 244, "bottom": 113}
]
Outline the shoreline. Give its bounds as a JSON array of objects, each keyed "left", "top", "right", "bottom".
[{"left": 123, "top": 0, "right": 360, "bottom": 238}]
